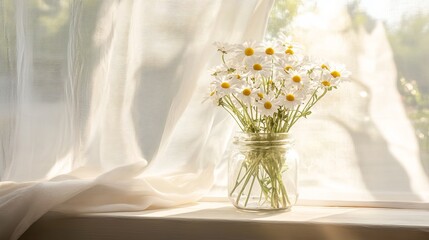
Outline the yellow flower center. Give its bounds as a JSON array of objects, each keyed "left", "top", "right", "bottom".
[
  {"left": 265, "top": 48, "right": 275, "bottom": 55},
  {"left": 292, "top": 75, "right": 301, "bottom": 83},
  {"left": 264, "top": 101, "right": 272, "bottom": 109},
  {"left": 284, "top": 65, "right": 293, "bottom": 71},
  {"left": 285, "top": 48, "right": 294, "bottom": 55},
  {"left": 244, "top": 47, "right": 254, "bottom": 56},
  {"left": 221, "top": 82, "right": 230, "bottom": 89},
  {"left": 257, "top": 92, "right": 264, "bottom": 99},
  {"left": 331, "top": 71, "right": 341, "bottom": 78},
  {"left": 286, "top": 94, "right": 295, "bottom": 101},
  {"left": 242, "top": 88, "right": 251, "bottom": 96},
  {"left": 322, "top": 80, "right": 331, "bottom": 86},
  {"left": 321, "top": 64, "right": 329, "bottom": 70},
  {"left": 253, "top": 64, "right": 262, "bottom": 71}
]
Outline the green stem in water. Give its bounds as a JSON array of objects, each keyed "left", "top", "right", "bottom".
[{"left": 244, "top": 174, "right": 257, "bottom": 207}]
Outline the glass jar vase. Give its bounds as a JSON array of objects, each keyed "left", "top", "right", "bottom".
[{"left": 228, "top": 132, "right": 298, "bottom": 211}]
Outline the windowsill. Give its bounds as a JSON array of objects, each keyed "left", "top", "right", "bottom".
[{"left": 21, "top": 202, "right": 429, "bottom": 240}]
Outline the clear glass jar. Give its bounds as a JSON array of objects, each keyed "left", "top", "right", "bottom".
[{"left": 228, "top": 132, "right": 298, "bottom": 211}]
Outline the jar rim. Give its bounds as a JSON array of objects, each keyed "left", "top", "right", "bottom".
[
  {"left": 234, "top": 131, "right": 290, "bottom": 137},
  {"left": 233, "top": 131, "right": 293, "bottom": 145}
]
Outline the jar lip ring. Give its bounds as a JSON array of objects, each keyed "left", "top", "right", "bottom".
[
  {"left": 233, "top": 131, "right": 293, "bottom": 144},
  {"left": 234, "top": 131, "right": 290, "bottom": 136}
]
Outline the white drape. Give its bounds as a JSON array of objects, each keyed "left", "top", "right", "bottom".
[
  {"left": 288, "top": 1, "right": 429, "bottom": 205},
  {"left": 0, "top": 0, "right": 274, "bottom": 239}
]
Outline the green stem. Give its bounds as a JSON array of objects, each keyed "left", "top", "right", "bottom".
[
  {"left": 287, "top": 88, "right": 328, "bottom": 132},
  {"left": 232, "top": 95, "right": 258, "bottom": 132},
  {"left": 286, "top": 104, "right": 301, "bottom": 131},
  {"left": 244, "top": 174, "right": 257, "bottom": 207},
  {"left": 231, "top": 164, "right": 246, "bottom": 192},
  {"left": 235, "top": 166, "right": 256, "bottom": 205}
]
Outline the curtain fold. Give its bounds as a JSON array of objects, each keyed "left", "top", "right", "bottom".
[{"left": 0, "top": 0, "right": 275, "bottom": 239}]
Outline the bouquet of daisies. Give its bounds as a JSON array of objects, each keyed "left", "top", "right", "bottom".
[
  {"left": 207, "top": 35, "right": 350, "bottom": 209},
  {"left": 207, "top": 35, "right": 350, "bottom": 134}
]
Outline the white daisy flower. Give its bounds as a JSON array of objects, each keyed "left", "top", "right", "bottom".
[
  {"left": 285, "top": 69, "right": 310, "bottom": 88},
  {"left": 275, "top": 58, "right": 301, "bottom": 78},
  {"left": 256, "top": 92, "right": 281, "bottom": 117},
  {"left": 202, "top": 84, "right": 221, "bottom": 106},
  {"left": 208, "top": 91, "right": 220, "bottom": 105},
  {"left": 212, "top": 75, "right": 240, "bottom": 97},
  {"left": 245, "top": 57, "right": 272, "bottom": 79},
  {"left": 318, "top": 71, "right": 341, "bottom": 89},
  {"left": 235, "top": 83, "right": 257, "bottom": 105},
  {"left": 320, "top": 62, "right": 331, "bottom": 71},
  {"left": 276, "top": 33, "right": 304, "bottom": 60},
  {"left": 232, "top": 41, "right": 261, "bottom": 62},
  {"left": 327, "top": 63, "right": 351, "bottom": 80},
  {"left": 260, "top": 41, "right": 282, "bottom": 60},
  {"left": 281, "top": 87, "right": 307, "bottom": 109},
  {"left": 254, "top": 89, "right": 265, "bottom": 101}
]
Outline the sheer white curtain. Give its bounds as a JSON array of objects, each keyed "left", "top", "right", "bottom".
[
  {"left": 268, "top": 0, "right": 429, "bottom": 206},
  {"left": 288, "top": 0, "right": 429, "bottom": 206},
  {"left": 0, "top": 0, "right": 274, "bottom": 239}
]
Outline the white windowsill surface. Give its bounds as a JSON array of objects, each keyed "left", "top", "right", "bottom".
[{"left": 21, "top": 202, "right": 429, "bottom": 240}]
